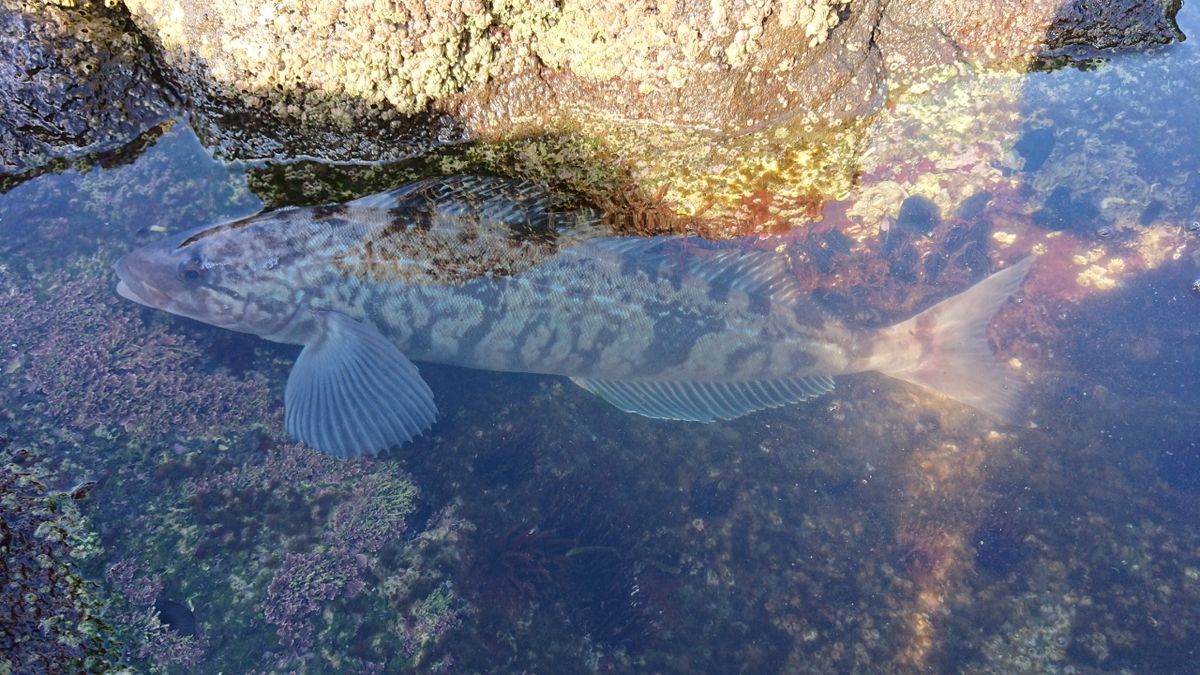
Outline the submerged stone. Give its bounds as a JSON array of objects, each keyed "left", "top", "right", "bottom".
[
  {"left": 954, "top": 191, "right": 994, "bottom": 221},
  {"left": 689, "top": 479, "right": 738, "bottom": 520},
  {"left": 1031, "top": 186, "right": 1104, "bottom": 234},
  {"left": 887, "top": 244, "right": 921, "bottom": 283},
  {"left": 1014, "top": 127, "right": 1056, "bottom": 172},
  {"left": 808, "top": 229, "right": 853, "bottom": 273},
  {"left": 896, "top": 195, "right": 941, "bottom": 236},
  {"left": 1139, "top": 199, "right": 1164, "bottom": 225},
  {"left": 972, "top": 504, "right": 1030, "bottom": 576},
  {"left": 883, "top": 196, "right": 940, "bottom": 273}
]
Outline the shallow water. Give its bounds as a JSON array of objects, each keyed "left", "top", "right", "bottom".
[{"left": 2, "top": 5, "right": 1199, "bottom": 675}]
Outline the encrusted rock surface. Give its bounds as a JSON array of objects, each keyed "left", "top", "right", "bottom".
[
  {"left": 117, "top": 0, "right": 1180, "bottom": 164},
  {"left": 0, "top": 0, "right": 176, "bottom": 182}
]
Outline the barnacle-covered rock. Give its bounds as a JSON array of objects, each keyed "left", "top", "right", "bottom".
[
  {"left": 120, "top": 0, "right": 1183, "bottom": 163},
  {"left": 115, "top": 0, "right": 1181, "bottom": 228}
]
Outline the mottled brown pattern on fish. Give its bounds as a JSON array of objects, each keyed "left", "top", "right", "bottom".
[
  {"left": 367, "top": 238, "right": 859, "bottom": 383},
  {"left": 311, "top": 204, "right": 348, "bottom": 221},
  {"left": 331, "top": 212, "right": 604, "bottom": 286},
  {"left": 159, "top": 177, "right": 861, "bottom": 386}
]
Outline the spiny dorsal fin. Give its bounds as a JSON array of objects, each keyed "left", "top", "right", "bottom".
[
  {"left": 570, "top": 376, "right": 835, "bottom": 422},
  {"left": 348, "top": 175, "right": 604, "bottom": 239},
  {"left": 335, "top": 176, "right": 609, "bottom": 285}
]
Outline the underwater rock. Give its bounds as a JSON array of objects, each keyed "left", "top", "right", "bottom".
[
  {"left": 1138, "top": 199, "right": 1164, "bottom": 225},
  {"left": 954, "top": 191, "right": 993, "bottom": 221},
  {"left": 0, "top": 0, "right": 176, "bottom": 186},
  {"left": 471, "top": 434, "right": 537, "bottom": 489},
  {"left": 896, "top": 195, "right": 940, "bottom": 236},
  {"left": 923, "top": 253, "right": 947, "bottom": 284},
  {"left": 0, "top": 465, "right": 119, "bottom": 672},
  {"left": 886, "top": 244, "right": 921, "bottom": 283},
  {"left": 1015, "top": 127, "right": 1057, "bottom": 172},
  {"left": 972, "top": 502, "right": 1031, "bottom": 577},
  {"left": 1031, "top": 186, "right": 1105, "bottom": 234},
  {"left": 806, "top": 229, "right": 853, "bottom": 273}
]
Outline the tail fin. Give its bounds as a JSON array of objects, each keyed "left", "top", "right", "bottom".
[{"left": 868, "top": 257, "right": 1034, "bottom": 423}]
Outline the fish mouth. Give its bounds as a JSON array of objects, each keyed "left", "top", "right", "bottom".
[{"left": 114, "top": 254, "right": 170, "bottom": 308}]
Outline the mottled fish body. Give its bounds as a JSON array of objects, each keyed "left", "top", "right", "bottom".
[{"left": 116, "top": 175, "right": 1033, "bottom": 458}]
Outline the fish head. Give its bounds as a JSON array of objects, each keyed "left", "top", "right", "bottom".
[{"left": 115, "top": 211, "right": 310, "bottom": 338}]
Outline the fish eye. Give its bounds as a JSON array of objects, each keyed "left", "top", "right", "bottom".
[{"left": 178, "top": 255, "right": 207, "bottom": 283}]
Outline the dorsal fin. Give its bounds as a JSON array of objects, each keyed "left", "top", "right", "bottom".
[
  {"left": 348, "top": 175, "right": 603, "bottom": 239},
  {"left": 565, "top": 236, "right": 804, "bottom": 303},
  {"left": 335, "top": 176, "right": 609, "bottom": 285}
]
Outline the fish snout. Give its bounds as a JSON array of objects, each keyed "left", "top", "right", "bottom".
[{"left": 114, "top": 251, "right": 172, "bottom": 308}]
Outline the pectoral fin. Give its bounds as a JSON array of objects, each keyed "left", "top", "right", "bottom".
[{"left": 285, "top": 311, "right": 436, "bottom": 458}]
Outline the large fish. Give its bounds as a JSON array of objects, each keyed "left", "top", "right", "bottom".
[{"left": 115, "top": 175, "right": 1033, "bottom": 458}]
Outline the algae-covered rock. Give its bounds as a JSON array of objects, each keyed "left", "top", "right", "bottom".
[
  {"left": 0, "top": 0, "right": 176, "bottom": 186},
  {"left": 111, "top": 0, "right": 1180, "bottom": 228},
  {"left": 119, "top": 0, "right": 886, "bottom": 164},
  {"left": 0, "top": 462, "right": 120, "bottom": 672},
  {"left": 120, "top": 0, "right": 1180, "bottom": 163}
]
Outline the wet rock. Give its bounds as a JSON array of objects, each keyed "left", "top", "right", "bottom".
[
  {"left": 1014, "top": 127, "right": 1056, "bottom": 172},
  {"left": 1041, "top": 0, "right": 1184, "bottom": 55},
  {"left": 1031, "top": 186, "right": 1104, "bottom": 234},
  {"left": 116, "top": 0, "right": 1179, "bottom": 166},
  {"left": 954, "top": 191, "right": 993, "bottom": 221},
  {"left": 878, "top": 0, "right": 1180, "bottom": 75},
  {"left": 0, "top": 0, "right": 176, "bottom": 185},
  {"left": 121, "top": 0, "right": 885, "bottom": 163}
]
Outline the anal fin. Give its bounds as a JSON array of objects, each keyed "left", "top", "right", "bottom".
[{"left": 570, "top": 376, "right": 835, "bottom": 422}]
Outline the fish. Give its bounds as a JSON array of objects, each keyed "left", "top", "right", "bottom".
[{"left": 115, "top": 175, "right": 1034, "bottom": 458}]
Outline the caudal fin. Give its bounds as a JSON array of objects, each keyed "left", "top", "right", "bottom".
[{"left": 869, "top": 257, "right": 1034, "bottom": 423}]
